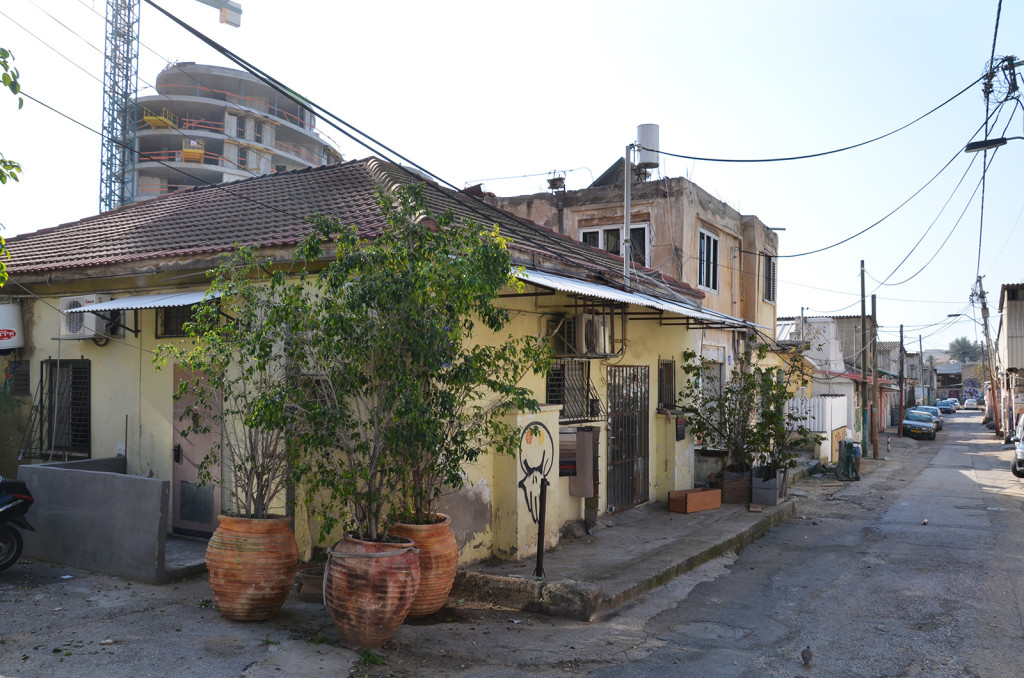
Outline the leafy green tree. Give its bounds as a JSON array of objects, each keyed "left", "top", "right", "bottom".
[
  {"left": 285, "top": 184, "right": 548, "bottom": 541},
  {"left": 678, "top": 343, "right": 820, "bottom": 476},
  {"left": 949, "top": 336, "right": 984, "bottom": 363},
  {"left": 154, "top": 246, "right": 296, "bottom": 519},
  {"left": 0, "top": 46, "right": 23, "bottom": 288}
]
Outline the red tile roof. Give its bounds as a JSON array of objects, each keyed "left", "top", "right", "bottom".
[{"left": 6, "top": 157, "right": 703, "bottom": 301}]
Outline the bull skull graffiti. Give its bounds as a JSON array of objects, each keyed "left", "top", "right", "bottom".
[{"left": 518, "top": 423, "right": 553, "bottom": 524}]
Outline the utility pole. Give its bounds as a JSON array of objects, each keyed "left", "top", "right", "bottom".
[
  {"left": 860, "top": 261, "right": 868, "bottom": 457},
  {"left": 871, "top": 294, "right": 879, "bottom": 459},
  {"left": 898, "top": 324, "right": 905, "bottom": 437},
  {"left": 919, "top": 334, "right": 925, "bottom": 405},
  {"left": 977, "top": 276, "right": 1001, "bottom": 436}
]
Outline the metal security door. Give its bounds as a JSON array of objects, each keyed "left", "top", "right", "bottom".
[
  {"left": 606, "top": 365, "right": 649, "bottom": 513},
  {"left": 172, "top": 366, "right": 221, "bottom": 536}
]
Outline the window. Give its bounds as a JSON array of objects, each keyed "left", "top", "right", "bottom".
[
  {"left": 157, "top": 305, "right": 199, "bottom": 338},
  {"left": 254, "top": 122, "right": 264, "bottom": 144},
  {"left": 580, "top": 224, "right": 648, "bottom": 266},
  {"left": 237, "top": 148, "right": 249, "bottom": 169},
  {"left": 657, "top": 359, "right": 676, "bottom": 410},
  {"left": 3, "top": 360, "right": 30, "bottom": 397},
  {"left": 698, "top": 230, "right": 719, "bottom": 291},
  {"left": 547, "top": 359, "right": 602, "bottom": 423},
  {"left": 763, "top": 252, "right": 777, "bottom": 303},
  {"left": 41, "top": 359, "right": 90, "bottom": 458}
]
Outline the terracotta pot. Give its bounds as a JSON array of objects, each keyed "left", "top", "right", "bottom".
[
  {"left": 206, "top": 515, "right": 298, "bottom": 621},
  {"left": 390, "top": 513, "right": 458, "bottom": 617},
  {"left": 324, "top": 535, "right": 420, "bottom": 651},
  {"left": 297, "top": 565, "right": 325, "bottom": 604}
]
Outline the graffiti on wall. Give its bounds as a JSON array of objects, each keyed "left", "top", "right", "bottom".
[
  {"left": 963, "top": 377, "right": 981, "bottom": 400},
  {"left": 518, "top": 422, "right": 553, "bottom": 524}
]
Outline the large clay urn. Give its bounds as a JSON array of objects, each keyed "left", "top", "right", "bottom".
[
  {"left": 324, "top": 535, "right": 420, "bottom": 650},
  {"left": 390, "top": 513, "right": 458, "bottom": 617},
  {"left": 205, "top": 515, "right": 298, "bottom": 621}
]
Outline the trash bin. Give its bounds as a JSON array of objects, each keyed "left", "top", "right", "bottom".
[{"left": 837, "top": 440, "right": 861, "bottom": 481}]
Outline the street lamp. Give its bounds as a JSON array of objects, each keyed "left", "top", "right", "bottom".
[{"left": 964, "top": 136, "right": 1024, "bottom": 153}]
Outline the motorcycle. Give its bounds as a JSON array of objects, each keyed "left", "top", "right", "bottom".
[{"left": 0, "top": 476, "right": 34, "bottom": 570}]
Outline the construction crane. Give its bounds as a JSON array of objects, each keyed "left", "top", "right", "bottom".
[{"left": 99, "top": 0, "right": 241, "bottom": 213}]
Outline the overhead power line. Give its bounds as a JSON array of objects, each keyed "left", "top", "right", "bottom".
[{"left": 648, "top": 76, "right": 985, "bottom": 164}]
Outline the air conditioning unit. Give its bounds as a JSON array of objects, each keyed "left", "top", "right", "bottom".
[
  {"left": 563, "top": 313, "right": 608, "bottom": 355},
  {"left": 59, "top": 295, "right": 111, "bottom": 339}
]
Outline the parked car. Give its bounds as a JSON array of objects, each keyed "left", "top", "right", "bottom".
[
  {"left": 903, "top": 410, "right": 937, "bottom": 440},
  {"left": 937, "top": 400, "right": 955, "bottom": 414},
  {"left": 1012, "top": 414, "right": 1024, "bottom": 478},
  {"left": 911, "top": 405, "right": 943, "bottom": 430},
  {"left": 963, "top": 398, "right": 979, "bottom": 410}
]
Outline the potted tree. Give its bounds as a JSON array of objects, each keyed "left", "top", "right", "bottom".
[
  {"left": 280, "top": 184, "right": 544, "bottom": 648},
  {"left": 155, "top": 246, "right": 298, "bottom": 621},
  {"left": 679, "top": 344, "right": 764, "bottom": 503},
  {"left": 747, "top": 346, "right": 821, "bottom": 506},
  {"left": 385, "top": 198, "right": 549, "bottom": 618},
  {"left": 680, "top": 342, "right": 821, "bottom": 506}
]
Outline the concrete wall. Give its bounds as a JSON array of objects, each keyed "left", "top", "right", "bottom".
[
  {"left": 17, "top": 458, "right": 171, "bottom": 583},
  {"left": 488, "top": 174, "right": 779, "bottom": 329}
]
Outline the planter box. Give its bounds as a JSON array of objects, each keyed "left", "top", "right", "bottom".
[
  {"left": 719, "top": 470, "right": 751, "bottom": 504},
  {"left": 668, "top": 488, "right": 722, "bottom": 513},
  {"left": 751, "top": 468, "right": 786, "bottom": 506}
]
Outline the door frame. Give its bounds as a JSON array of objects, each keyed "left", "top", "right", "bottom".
[{"left": 171, "top": 365, "right": 221, "bottom": 536}]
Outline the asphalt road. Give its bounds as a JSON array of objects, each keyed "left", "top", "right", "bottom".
[{"left": 2, "top": 409, "right": 1021, "bottom": 677}]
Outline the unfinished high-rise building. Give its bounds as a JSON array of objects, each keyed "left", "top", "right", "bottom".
[{"left": 133, "top": 62, "right": 341, "bottom": 201}]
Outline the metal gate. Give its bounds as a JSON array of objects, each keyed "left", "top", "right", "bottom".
[{"left": 607, "top": 365, "right": 649, "bottom": 513}]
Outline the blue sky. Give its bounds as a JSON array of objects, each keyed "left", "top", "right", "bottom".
[{"left": 1, "top": 1, "right": 1021, "bottom": 353}]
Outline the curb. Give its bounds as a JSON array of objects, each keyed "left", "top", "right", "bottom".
[{"left": 450, "top": 498, "right": 797, "bottom": 621}]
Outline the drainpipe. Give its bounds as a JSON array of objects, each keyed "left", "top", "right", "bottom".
[{"left": 623, "top": 146, "right": 633, "bottom": 288}]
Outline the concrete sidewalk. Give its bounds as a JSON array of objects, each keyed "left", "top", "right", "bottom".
[{"left": 450, "top": 470, "right": 805, "bottom": 621}]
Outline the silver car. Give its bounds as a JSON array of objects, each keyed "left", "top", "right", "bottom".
[{"left": 911, "top": 405, "right": 943, "bottom": 431}]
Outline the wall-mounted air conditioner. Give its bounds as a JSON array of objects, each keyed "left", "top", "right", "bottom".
[
  {"left": 564, "top": 313, "right": 608, "bottom": 355},
  {"left": 59, "top": 295, "right": 111, "bottom": 339}
]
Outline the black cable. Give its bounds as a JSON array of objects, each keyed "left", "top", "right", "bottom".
[
  {"left": 141, "top": 0, "right": 588, "bottom": 253},
  {"left": 867, "top": 134, "right": 986, "bottom": 287},
  {"left": 21, "top": 91, "right": 328, "bottom": 226},
  {"left": 8, "top": 3, "right": 263, "bottom": 180},
  {"left": 876, "top": 112, "right": 1013, "bottom": 287},
  {"left": 0, "top": 8, "right": 102, "bottom": 84},
  {"left": 776, "top": 103, "right": 1005, "bottom": 260},
  {"left": 650, "top": 76, "right": 985, "bottom": 164},
  {"left": 977, "top": 0, "right": 1003, "bottom": 280}
]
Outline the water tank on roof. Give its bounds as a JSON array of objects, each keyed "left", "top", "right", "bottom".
[
  {"left": 0, "top": 300, "right": 25, "bottom": 352},
  {"left": 637, "top": 124, "right": 660, "bottom": 169}
]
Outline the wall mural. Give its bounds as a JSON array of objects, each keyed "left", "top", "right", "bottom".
[
  {"left": 518, "top": 422, "right": 553, "bottom": 524},
  {"left": 963, "top": 377, "right": 981, "bottom": 400}
]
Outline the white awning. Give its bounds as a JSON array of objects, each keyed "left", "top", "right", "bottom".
[
  {"left": 515, "top": 268, "right": 753, "bottom": 329},
  {"left": 64, "top": 291, "right": 221, "bottom": 313}
]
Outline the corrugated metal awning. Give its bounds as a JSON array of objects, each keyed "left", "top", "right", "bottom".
[
  {"left": 64, "top": 291, "right": 220, "bottom": 313},
  {"left": 516, "top": 268, "right": 754, "bottom": 330}
]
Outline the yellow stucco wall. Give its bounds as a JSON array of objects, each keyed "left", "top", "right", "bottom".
[{"left": 8, "top": 279, "right": 736, "bottom": 567}]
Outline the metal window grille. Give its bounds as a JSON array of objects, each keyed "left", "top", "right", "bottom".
[
  {"left": 547, "top": 359, "right": 603, "bottom": 423},
  {"left": 157, "top": 305, "right": 197, "bottom": 338},
  {"left": 40, "top": 359, "right": 91, "bottom": 458},
  {"left": 657, "top": 359, "right": 676, "bottom": 409},
  {"left": 3, "top": 361, "right": 30, "bottom": 398}
]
